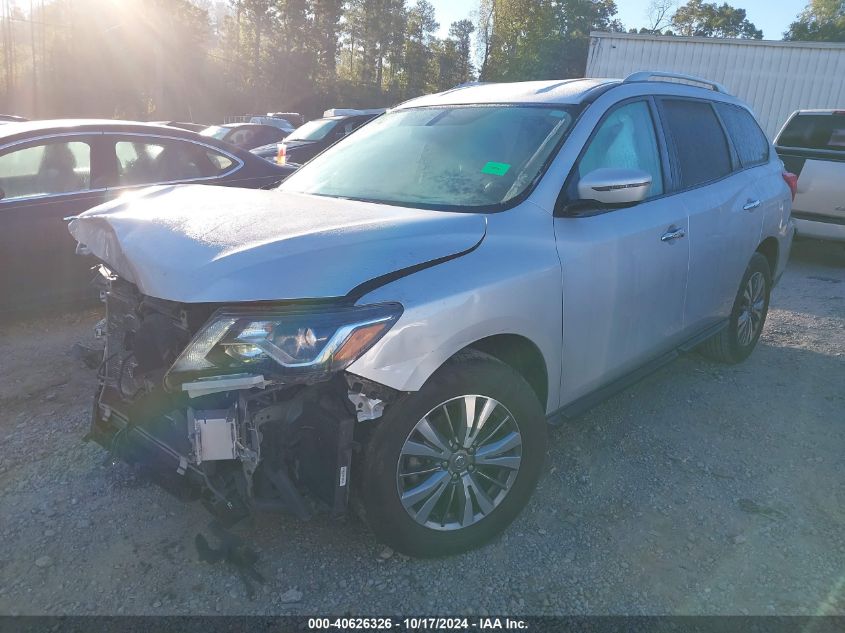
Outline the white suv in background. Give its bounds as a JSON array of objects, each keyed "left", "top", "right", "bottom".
[{"left": 776, "top": 109, "right": 845, "bottom": 241}]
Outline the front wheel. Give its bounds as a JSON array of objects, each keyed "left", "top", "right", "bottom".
[
  {"left": 700, "top": 252, "right": 771, "bottom": 364},
  {"left": 360, "top": 351, "right": 547, "bottom": 557}
]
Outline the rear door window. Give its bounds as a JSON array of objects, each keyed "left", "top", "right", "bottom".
[
  {"left": 659, "top": 99, "right": 733, "bottom": 189},
  {"left": 113, "top": 139, "right": 235, "bottom": 187},
  {"left": 776, "top": 113, "right": 845, "bottom": 151},
  {"left": 0, "top": 140, "right": 91, "bottom": 201},
  {"left": 716, "top": 103, "right": 769, "bottom": 167}
]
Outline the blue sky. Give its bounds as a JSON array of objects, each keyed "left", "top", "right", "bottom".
[{"left": 427, "top": 0, "right": 809, "bottom": 41}]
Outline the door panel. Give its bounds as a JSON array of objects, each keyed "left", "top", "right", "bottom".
[
  {"left": 0, "top": 191, "right": 106, "bottom": 310},
  {"left": 682, "top": 173, "right": 763, "bottom": 329},
  {"left": 555, "top": 203, "right": 689, "bottom": 403},
  {"left": 554, "top": 98, "right": 688, "bottom": 404},
  {"left": 656, "top": 98, "right": 764, "bottom": 330},
  {"left": 0, "top": 135, "right": 104, "bottom": 311}
]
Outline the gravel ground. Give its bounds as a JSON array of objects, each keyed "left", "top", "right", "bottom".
[{"left": 0, "top": 239, "right": 843, "bottom": 616}]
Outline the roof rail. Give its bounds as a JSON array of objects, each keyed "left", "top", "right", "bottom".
[{"left": 623, "top": 71, "right": 730, "bottom": 94}]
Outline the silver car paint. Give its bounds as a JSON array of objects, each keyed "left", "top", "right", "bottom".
[
  {"left": 67, "top": 79, "right": 793, "bottom": 415},
  {"left": 67, "top": 185, "right": 486, "bottom": 302},
  {"left": 349, "top": 81, "right": 793, "bottom": 413}
]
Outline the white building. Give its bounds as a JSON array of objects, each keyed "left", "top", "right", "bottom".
[{"left": 586, "top": 31, "right": 845, "bottom": 139}]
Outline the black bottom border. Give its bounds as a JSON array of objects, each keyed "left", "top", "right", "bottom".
[{"left": 1, "top": 616, "right": 845, "bottom": 633}]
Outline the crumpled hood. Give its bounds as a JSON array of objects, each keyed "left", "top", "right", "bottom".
[{"left": 68, "top": 185, "right": 486, "bottom": 303}]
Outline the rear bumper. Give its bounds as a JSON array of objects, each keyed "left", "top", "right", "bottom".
[{"left": 794, "top": 214, "right": 845, "bottom": 242}]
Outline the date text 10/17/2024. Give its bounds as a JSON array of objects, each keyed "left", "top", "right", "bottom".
[{"left": 307, "top": 617, "right": 529, "bottom": 630}]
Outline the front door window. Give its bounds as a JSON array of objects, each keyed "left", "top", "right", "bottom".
[
  {"left": 578, "top": 100, "right": 664, "bottom": 197},
  {"left": 0, "top": 141, "right": 91, "bottom": 201}
]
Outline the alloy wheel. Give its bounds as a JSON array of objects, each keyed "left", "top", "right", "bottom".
[
  {"left": 737, "top": 271, "right": 766, "bottom": 346},
  {"left": 396, "top": 395, "right": 522, "bottom": 531}
]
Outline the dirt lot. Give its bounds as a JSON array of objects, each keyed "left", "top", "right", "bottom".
[{"left": 0, "top": 239, "right": 843, "bottom": 616}]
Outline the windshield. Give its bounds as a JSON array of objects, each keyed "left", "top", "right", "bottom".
[
  {"left": 287, "top": 119, "right": 340, "bottom": 142},
  {"left": 280, "top": 105, "right": 577, "bottom": 210},
  {"left": 200, "top": 126, "right": 230, "bottom": 140}
]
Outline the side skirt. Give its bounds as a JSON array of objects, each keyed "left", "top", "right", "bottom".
[{"left": 547, "top": 319, "right": 728, "bottom": 426}]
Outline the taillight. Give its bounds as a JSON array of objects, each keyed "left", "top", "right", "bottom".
[
  {"left": 782, "top": 171, "right": 798, "bottom": 201},
  {"left": 275, "top": 144, "right": 286, "bottom": 165}
]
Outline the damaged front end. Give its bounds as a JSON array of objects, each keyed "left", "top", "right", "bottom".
[{"left": 89, "top": 270, "right": 400, "bottom": 525}]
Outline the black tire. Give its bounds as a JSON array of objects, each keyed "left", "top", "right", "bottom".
[
  {"left": 700, "top": 252, "right": 771, "bottom": 364},
  {"left": 360, "top": 350, "right": 547, "bottom": 557}
]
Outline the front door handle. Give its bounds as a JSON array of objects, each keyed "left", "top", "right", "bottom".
[
  {"left": 743, "top": 199, "right": 761, "bottom": 211},
  {"left": 661, "top": 226, "right": 686, "bottom": 242}
]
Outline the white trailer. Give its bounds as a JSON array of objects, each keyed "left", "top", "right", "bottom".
[{"left": 586, "top": 31, "right": 845, "bottom": 139}]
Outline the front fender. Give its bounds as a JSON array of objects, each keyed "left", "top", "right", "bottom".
[{"left": 347, "top": 203, "right": 563, "bottom": 414}]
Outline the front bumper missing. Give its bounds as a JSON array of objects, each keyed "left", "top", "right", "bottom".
[{"left": 88, "top": 380, "right": 358, "bottom": 524}]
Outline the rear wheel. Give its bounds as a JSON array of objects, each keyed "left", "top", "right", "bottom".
[
  {"left": 360, "top": 351, "right": 547, "bottom": 557},
  {"left": 700, "top": 252, "right": 771, "bottom": 364}
]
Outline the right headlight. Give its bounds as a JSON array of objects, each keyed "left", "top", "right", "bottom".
[{"left": 165, "top": 302, "right": 402, "bottom": 388}]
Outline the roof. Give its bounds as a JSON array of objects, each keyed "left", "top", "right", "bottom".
[
  {"left": 589, "top": 31, "right": 845, "bottom": 51},
  {"left": 218, "top": 122, "right": 270, "bottom": 129},
  {"left": 323, "top": 108, "right": 386, "bottom": 117},
  {"left": 0, "top": 119, "right": 269, "bottom": 164},
  {"left": 792, "top": 109, "right": 845, "bottom": 114},
  {"left": 0, "top": 118, "right": 195, "bottom": 142},
  {"left": 393, "top": 78, "right": 618, "bottom": 109}
]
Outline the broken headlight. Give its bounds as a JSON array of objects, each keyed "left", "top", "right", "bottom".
[{"left": 165, "top": 302, "right": 402, "bottom": 388}]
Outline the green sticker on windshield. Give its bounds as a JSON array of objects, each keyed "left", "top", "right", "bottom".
[{"left": 481, "top": 161, "right": 511, "bottom": 176}]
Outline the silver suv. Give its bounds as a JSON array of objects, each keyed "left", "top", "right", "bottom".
[{"left": 69, "top": 72, "right": 794, "bottom": 557}]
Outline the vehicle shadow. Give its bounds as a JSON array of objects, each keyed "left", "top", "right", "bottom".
[{"left": 788, "top": 237, "right": 845, "bottom": 269}]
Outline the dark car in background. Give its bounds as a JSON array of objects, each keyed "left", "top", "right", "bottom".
[
  {"left": 0, "top": 119, "right": 295, "bottom": 312},
  {"left": 252, "top": 110, "right": 384, "bottom": 164},
  {"left": 248, "top": 116, "right": 296, "bottom": 134},
  {"left": 0, "top": 114, "right": 28, "bottom": 123},
  {"left": 155, "top": 121, "right": 208, "bottom": 133},
  {"left": 200, "top": 122, "right": 289, "bottom": 151}
]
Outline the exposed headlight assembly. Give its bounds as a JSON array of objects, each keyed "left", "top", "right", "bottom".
[{"left": 165, "top": 302, "right": 402, "bottom": 389}]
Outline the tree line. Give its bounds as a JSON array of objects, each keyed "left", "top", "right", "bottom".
[{"left": 0, "top": 0, "right": 842, "bottom": 124}]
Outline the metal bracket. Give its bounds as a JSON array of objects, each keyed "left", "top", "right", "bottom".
[{"left": 347, "top": 391, "right": 384, "bottom": 422}]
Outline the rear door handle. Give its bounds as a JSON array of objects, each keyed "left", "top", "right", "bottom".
[
  {"left": 743, "top": 199, "right": 761, "bottom": 211},
  {"left": 661, "top": 226, "right": 686, "bottom": 242}
]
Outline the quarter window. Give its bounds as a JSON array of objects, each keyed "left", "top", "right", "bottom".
[
  {"left": 114, "top": 139, "right": 235, "bottom": 187},
  {"left": 660, "top": 99, "right": 732, "bottom": 189},
  {"left": 577, "top": 100, "right": 664, "bottom": 198},
  {"left": 0, "top": 140, "right": 91, "bottom": 201},
  {"left": 716, "top": 103, "right": 769, "bottom": 167}
]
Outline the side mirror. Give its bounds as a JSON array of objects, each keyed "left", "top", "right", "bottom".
[{"left": 577, "top": 168, "right": 652, "bottom": 206}]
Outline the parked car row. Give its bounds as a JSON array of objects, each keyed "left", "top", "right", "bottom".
[{"left": 250, "top": 109, "right": 384, "bottom": 164}]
